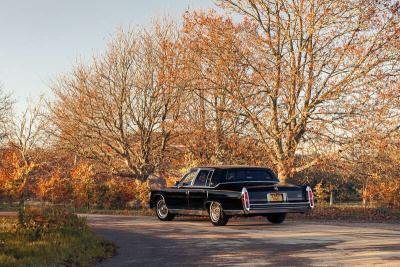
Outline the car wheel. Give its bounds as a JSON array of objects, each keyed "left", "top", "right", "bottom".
[
  {"left": 266, "top": 213, "right": 286, "bottom": 224},
  {"left": 209, "top": 202, "right": 229, "bottom": 226},
  {"left": 155, "top": 197, "right": 175, "bottom": 221}
]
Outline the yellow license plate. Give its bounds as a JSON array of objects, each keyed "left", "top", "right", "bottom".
[{"left": 269, "top": 193, "right": 284, "bottom": 202}]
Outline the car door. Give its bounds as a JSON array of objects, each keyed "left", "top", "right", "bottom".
[
  {"left": 188, "top": 169, "right": 213, "bottom": 210},
  {"left": 164, "top": 169, "right": 198, "bottom": 210}
]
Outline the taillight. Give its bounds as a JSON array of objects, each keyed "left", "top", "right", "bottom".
[
  {"left": 242, "top": 187, "right": 250, "bottom": 212},
  {"left": 306, "top": 186, "right": 314, "bottom": 208}
]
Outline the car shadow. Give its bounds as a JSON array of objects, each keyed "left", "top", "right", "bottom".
[
  {"left": 171, "top": 215, "right": 285, "bottom": 227},
  {"left": 93, "top": 222, "right": 318, "bottom": 267}
]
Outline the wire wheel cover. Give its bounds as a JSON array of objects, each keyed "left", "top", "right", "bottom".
[
  {"left": 210, "top": 202, "right": 221, "bottom": 222},
  {"left": 157, "top": 199, "right": 168, "bottom": 218}
]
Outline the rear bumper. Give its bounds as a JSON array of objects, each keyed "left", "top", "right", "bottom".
[{"left": 225, "top": 202, "right": 311, "bottom": 215}]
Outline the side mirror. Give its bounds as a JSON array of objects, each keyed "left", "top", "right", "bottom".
[{"left": 175, "top": 181, "right": 180, "bottom": 187}]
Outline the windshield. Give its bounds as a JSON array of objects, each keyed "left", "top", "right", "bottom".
[
  {"left": 179, "top": 170, "right": 198, "bottom": 186},
  {"left": 225, "top": 169, "right": 277, "bottom": 182}
]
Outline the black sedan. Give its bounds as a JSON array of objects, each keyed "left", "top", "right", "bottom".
[{"left": 149, "top": 166, "right": 313, "bottom": 226}]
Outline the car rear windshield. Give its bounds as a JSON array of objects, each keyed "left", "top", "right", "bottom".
[{"left": 224, "top": 169, "right": 277, "bottom": 182}]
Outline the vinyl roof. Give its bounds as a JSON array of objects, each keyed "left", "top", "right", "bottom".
[{"left": 195, "top": 165, "right": 272, "bottom": 170}]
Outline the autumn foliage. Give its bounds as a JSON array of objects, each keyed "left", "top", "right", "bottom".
[
  {"left": 0, "top": 148, "right": 147, "bottom": 209},
  {"left": 0, "top": 149, "right": 36, "bottom": 204},
  {"left": 0, "top": 1, "right": 400, "bottom": 210}
]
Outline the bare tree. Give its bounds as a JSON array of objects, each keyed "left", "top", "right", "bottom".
[
  {"left": 0, "top": 85, "right": 13, "bottom": 143},
  {"left": 7, "top": 97, "right": 48, "bottom": 205},
  {"left": 210, "top": 0, "right": 400, "bottom": 181},
  {"left": 10, "top": 97, "right": 48, "bottom": 164},
  {"left": 338, "top": 79, "right": 400, "bottom": 205},
  {"left": 178, "top": 11, "right": 255, "bottom": 164},
  {"left": 50, "top": 23, "right": 184, "bottom": 181}
]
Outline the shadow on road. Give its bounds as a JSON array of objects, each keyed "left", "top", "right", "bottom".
[
  {"left": 89, "top": 216, "right": 327, "bottom": 267},
  {"left": 84, "top": 214, "right": 400, "bottom": 267}
]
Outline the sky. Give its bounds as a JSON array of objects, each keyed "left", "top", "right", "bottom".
[{"left": 0, "top": 0, "right": 214, "bottom": 112}]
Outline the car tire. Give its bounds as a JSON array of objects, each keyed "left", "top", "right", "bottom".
[
  {"left": 266, "top": 213, "right": 287, "bottom": 224},
  {"left": 209, "top": 202, "right": 229, "bottom": 226},
  {"left": 155, "top": 197, "right": 175, "bottom": 221}
]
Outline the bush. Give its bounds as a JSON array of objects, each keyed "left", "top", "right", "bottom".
[
  {"left": 18, "top": 206, "right": 86, "bottom": 229},
  {"left": 0, "top": 207, "right": 116, "bottom": 267}
]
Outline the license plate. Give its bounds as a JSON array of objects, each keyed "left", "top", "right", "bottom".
[{"left": 268, "top": 193, "right": 284, "bottom": 202}]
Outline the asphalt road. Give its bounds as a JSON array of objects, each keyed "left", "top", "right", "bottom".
[{"left": 85, "top": 214, "right": 400, "bottom": 267}]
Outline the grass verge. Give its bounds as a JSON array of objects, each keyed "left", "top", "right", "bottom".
[
  {"left": 75, "top": 208, "right": 154, "bottom": 216},
  {"left": 0, "top": 207, "right": 116, "bottom": 267},
  {"left": 0, "top": 203, "right": 18, "bottom": 212},
  {"left": 2, "top": 203, "right": 399, "bottom": 223}
]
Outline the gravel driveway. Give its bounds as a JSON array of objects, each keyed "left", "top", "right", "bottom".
[{"left": 85, "top": 214, "right": 400, "bottom": 267}]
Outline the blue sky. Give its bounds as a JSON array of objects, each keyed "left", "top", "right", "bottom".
[{"left": 0, "top": 0, "right": 214, "bottom": 111}]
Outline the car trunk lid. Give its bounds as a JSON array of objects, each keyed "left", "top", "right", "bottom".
[{"left": 247, "top": 183, "right": 306, "bottom": 203}]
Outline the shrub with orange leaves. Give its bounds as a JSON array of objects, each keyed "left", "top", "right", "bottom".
[
  {"left": 368, "top": 173, "right": 400, "bottom": 208},
  {"left": 132, "top": 180, "right": 150, "bottom": 208},
  {"left": 0, "top": 149, "right": 36, "bottom": 203},
  {"left": 35, "top": 171, "right": 72, "bottom": 204},
  {"left": 70, "top": 162, "right": 96, "bottom": 208},
  {"left": 100, "top": 178, "right": 136, "bottom": 209}
]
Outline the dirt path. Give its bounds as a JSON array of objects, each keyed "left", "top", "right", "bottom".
[{"left": 82, "top": 214, "right": 400, "bottom": 267}]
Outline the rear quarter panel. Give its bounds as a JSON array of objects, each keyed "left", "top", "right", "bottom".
[{"left": 206, "top": 189, "right": 242, "bottom": 210}]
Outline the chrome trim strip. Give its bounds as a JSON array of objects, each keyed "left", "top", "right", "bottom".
[
  {"left": 175, "top": 181, "right": 279, "bottom": 189},
  {"left": 219, "top": 181, "right": 278, "bottom": 184},
  {"left": 250, "top": 198, "right": 305, "bottom": 202},
  {"left": 169, "top": 209, "right": 208, "bottom": 216},
  {"left": 250, "top": 202, "right": 310, "bottom": 206},
  {"left": 225, "top": 207, "right": 310, "bottom": 215}
]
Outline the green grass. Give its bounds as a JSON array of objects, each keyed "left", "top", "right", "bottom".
[
  {"left": 0, "top": 202, "right": 154, "bottom": 216},
  {"left": 74, "top": 207, "right": 154, "bottom": 216},
  {"left": 0, "top": 203, "right": 19, "bottom": 211},
  {"left": 0, "top": 216, "right": 116, "bottom": 267}
]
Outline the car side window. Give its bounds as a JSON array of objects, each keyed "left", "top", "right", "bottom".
[
  {"left": 209, "top": 169, "right": 224, "bottom": 186},
  {"left": 205, "top": 170, "right": 214, "bottom": 186},
  {"left": 193, "top": 170, "right": 210, "bottom": 187},
  {"left": 179, "top": 170, "right": 197, "bottom": 186}
]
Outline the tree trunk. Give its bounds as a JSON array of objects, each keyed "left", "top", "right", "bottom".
[
  {"left": 362, "top": 182, "right": 368, "bottom": 207},
  {"left": 18, "top": 198, "right": 25, "bottom": 208},
  {"left": 329, "top": 191, "right": 334, "bottom": 206},
  {"left": 277, "top": 164, "right": 290, "bottom": 183},
  {"left": 362, "top": 196, "right": 367, "bottom": 206},
  {"left": 19, "top": 176, "right": 29, "bottom": 208}
]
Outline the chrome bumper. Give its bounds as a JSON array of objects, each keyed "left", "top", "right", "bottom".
[{"left": 225, "top": 202, "right": 311, "bottom": 215}]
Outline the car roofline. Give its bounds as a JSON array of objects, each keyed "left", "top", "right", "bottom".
[{"left": 195, "top": 165, "right": 273, "bottom": 170}]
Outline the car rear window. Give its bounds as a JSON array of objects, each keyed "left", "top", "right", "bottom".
[{"left": 224, "top": 169, "right": 277, "bottom": 182}]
